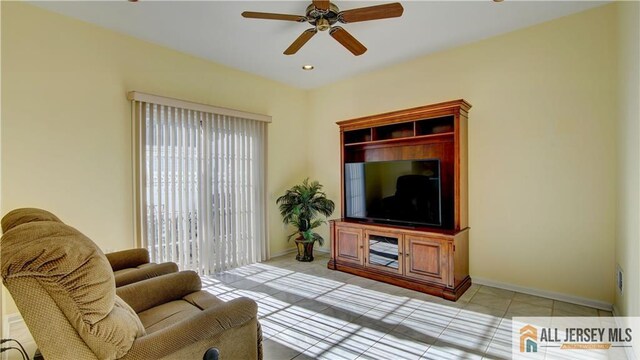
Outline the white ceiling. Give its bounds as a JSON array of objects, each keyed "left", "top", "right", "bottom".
[{"left": 30, "top": 1, "right": 608, "bottom": 89}]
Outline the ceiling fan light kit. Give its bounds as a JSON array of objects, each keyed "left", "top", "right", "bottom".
[{"left": 241, "top": 1, "right": 404, "bottom": 56}]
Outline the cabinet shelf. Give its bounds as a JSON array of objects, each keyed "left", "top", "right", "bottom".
[
  {"left": 344, "top": 132, "right": 454, "bottom": 148},
  {"left": 342, "top": 115, "right": 455, "bottom": 147}
]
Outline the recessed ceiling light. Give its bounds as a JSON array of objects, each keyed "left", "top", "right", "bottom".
[{"left": 302, "top": 65, "right": 314, "bottom": 71}]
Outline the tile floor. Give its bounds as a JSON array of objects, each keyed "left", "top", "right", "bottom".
[
  {"left": 7, "top": 252, "right": 615, "bottom": 360},
  {"left": 209, "top": 252, "right": 613, "bottom": 360}
]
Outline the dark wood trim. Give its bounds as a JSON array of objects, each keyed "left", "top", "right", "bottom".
[
  {"left": 339, "top": 131, "right": 345, "bottom": 218},
  {"left": 344, "top": 132, "right": 453, "bottom": 149},
  {"left": 327, "top": 259, "right": 472, "bottom": 301},
  {"left": 327, "top": 259, "right": 337, "bottom": 270},
  {"left": 336, "top": 99, "right": 471, "bottom": 131},
  {"left": 331, "top": 218, "right": 465, "bottom": 237},
  {"left": 443, "top": 274, "right": 472, "bottom": 301}
]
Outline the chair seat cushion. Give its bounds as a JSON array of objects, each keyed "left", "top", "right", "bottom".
[
  {"left": 137, "top": 290, "right": 225, "bottom": 334},
  {"left": 138, "top": 300, "right": 202, "bottom": 334}
]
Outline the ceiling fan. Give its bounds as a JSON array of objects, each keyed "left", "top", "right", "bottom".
[{"left": 241, "top": 1, "right": 404, "bottom": 56}]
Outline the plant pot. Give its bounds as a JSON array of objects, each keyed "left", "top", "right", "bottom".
[{"left": 294, "top": 238, "right": 314, "bottom": 262}]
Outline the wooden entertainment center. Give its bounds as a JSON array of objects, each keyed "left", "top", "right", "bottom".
[{"left": 328, "top": 99, "right": 472, "bottom": 301}]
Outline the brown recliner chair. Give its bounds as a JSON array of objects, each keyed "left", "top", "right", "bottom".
[
  {"left": 1, "top": 209, "right": 262, "bottom": 359},
  {"left": 1, "top": 208, "right": 179, "bottom": 287}
]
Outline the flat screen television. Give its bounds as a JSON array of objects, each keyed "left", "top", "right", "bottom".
[{"left": 344, "top": 159, "right": 442, "bottom": 227}]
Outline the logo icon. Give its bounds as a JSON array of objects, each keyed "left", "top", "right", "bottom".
[{"left": 520, "top": 325, "right": 538, "bottom": 353}]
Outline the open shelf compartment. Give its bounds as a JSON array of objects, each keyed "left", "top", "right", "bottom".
[
  {"left": 344, "top": 128, "right": 372, "bottom": 144},
  {"left": 415, "top": 116, "right": 454, "bottom": 136},
  {"left": 372, "top": 122, "right": 415, "bottom": 141}
]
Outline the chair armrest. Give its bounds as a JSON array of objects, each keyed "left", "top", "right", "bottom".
[
  {"left": 116, "top": 271, "right": 201, "bottom": 313},
  {"left": 114, "top": 262, "right": 179, "bottom": 287},
  {"left": 123, "top": 297, "right": 258, "bottom": 360},
  {"left": 105, "top": 248, "right": 150, "bottom": 271}
]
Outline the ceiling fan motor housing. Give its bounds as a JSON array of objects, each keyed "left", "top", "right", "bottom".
[{"left": 306, "top": 3, "right": 340, "bottom": 31}]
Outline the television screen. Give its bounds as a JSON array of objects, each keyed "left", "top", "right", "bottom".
[{"left": 344, "top": 159, "right": 442, "bottom": 227}]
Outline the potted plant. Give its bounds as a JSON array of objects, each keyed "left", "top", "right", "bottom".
[{"left": 276, "top": 178, "right": 335, "bottom": 262}]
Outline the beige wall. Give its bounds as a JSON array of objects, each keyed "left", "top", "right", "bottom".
[
  {"left": 308, "top": 4, "right": 618, "bottom": 304},
  {"left": 1, "top": 2, "right": 309, "bottom": 314},
  {"left": 614, "top": 0, "right": 640, "bottom": 328}
]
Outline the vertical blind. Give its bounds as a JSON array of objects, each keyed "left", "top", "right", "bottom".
[
  {"left": 345, "top": 163, "right": 366, "bottom": 217},
  {"left": 132, "top": 95, "right": 268, "bottom": 275}
]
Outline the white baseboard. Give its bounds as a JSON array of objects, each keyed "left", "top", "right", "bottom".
[
  {"left": 5, "top": 312, "right": 24, "bottom": 335},
  {"left": 2, "top": 314, "right": 7, "bottom": 338},
  {"left": 1, "top": 316, "right": 7, "bottom": 360},
  {"left": 269, "top": 247, "right": 297, "bottom": 258},
  {"left": 612, "top": 304, "right": 621, "bottom": 317},
  {"left": 473, "top": 276, "right": 613, "bottom": 311},
  {"left": 269, "top": 247, "right": 330, "bottom": 259},
  {"left": 2, "top": 314, "right": 25, "bottom": 360}
]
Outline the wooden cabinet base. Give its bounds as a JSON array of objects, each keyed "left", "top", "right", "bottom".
[
  {"left": 327, "top": 259, "right": 472, "bottom": 301},
  {"left": 329, "top": 219, "right": 471, "bottom": 301}
]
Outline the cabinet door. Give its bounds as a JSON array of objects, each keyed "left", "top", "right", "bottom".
[
  {"left": 364, "top": 230, "right": 403, "bottom": 275},
  {"left": 404, "top": 235, "right": 451, "bottom": 286},
  {"left": 336, "top": 226, "right": 363, "bottom": 265}
]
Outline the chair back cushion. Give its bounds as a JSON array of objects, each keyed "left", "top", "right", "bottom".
[
  {"left": 1, "top": 208, "right": 62, "bottom": 233},
  {"left": 1, "top": 214, "right": 145, "bottom": 359}
]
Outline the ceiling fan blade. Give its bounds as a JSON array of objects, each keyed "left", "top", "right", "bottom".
[
  {"left": 313, "top": 0, "right": 330, "bottom": 11},
  {"left": 329, "top": 27, "right": 367, "bottom": 56},
  {"left": 339, "top": 3, "right": 404, "bottom": 23},
  {"left": 242, "top": 11, "right": 306, "bottom": 22},
  {"left": 284, "top": 29, "right": 318, "bottom": 55}
]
